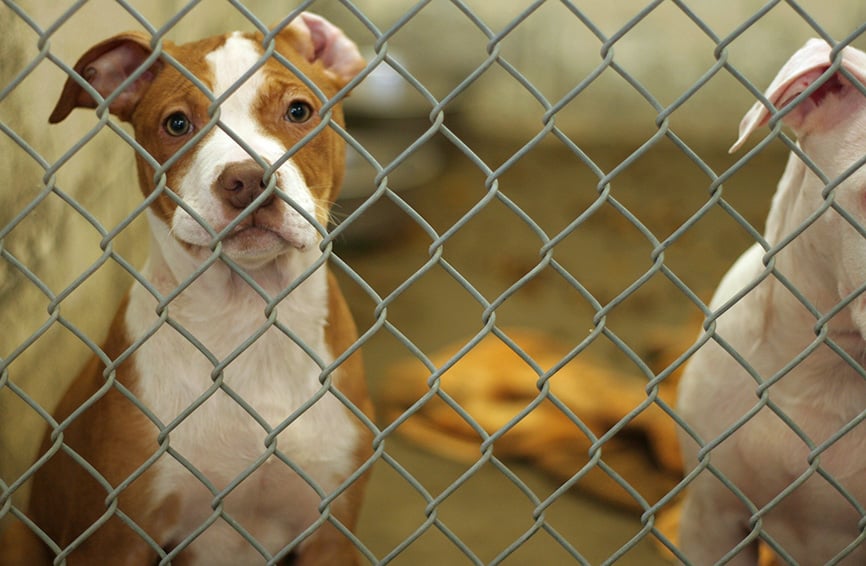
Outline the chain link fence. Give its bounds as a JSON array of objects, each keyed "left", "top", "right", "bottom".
[{"left": 2, "top": 0, "right": 866, "bottom": 564}]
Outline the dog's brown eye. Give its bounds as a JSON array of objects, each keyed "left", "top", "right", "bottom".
[
  {"left": 164, "top": 112, "right": 192, "bottom": 136},
  {"left": 285, "top": 101, "right": 313, "bottom": 123}
]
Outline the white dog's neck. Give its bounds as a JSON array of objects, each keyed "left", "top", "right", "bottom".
[
  {"left": 755, "top": 145, "right": 866, "bottom": 388},
  {"left": 763, "top": 151, "right": 850, "bottom": 310},
  {"left": 762, "top": 152, "right": 834, "bottom": 301}
]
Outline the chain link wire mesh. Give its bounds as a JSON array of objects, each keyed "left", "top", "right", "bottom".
[{"left": 2, "top": 0, "right": 866, "bottom": 564}]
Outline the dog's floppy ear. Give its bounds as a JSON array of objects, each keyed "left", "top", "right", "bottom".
[
  {"left": 730, "top": 38, "right": 866, "bottom": 152},
  {"left": 280, "top": 12, "right": 365, "bottom": 89},
  {"left": 50, "top": 32, "right": 162, "bottom": 124}
]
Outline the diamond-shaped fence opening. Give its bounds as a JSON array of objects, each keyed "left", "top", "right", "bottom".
[{"left": 3, "top": 0, "right": 866, "bottom": 564}]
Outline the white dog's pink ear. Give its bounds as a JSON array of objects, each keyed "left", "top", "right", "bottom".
[
  {"left": 50, "top": 32, "right": 161, "bottom": 124},
  {"left": 730, "top": 38, "right": 866, "bottom": 152},
  {"left": 283, "top": 12, "right": 365, "bottom": 88}
]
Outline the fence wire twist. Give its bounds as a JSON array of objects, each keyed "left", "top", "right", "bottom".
[{"left": 2, "top": 0, "right": 866, "bottom": 564}]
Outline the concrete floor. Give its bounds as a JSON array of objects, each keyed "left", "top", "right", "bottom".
[{"left": 332, "top": 132, "right": 783, "bottom": 564}]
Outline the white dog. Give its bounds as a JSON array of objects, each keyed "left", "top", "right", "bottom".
[{"left": 677, "top": 39, "right": 866, "bottom": 564}]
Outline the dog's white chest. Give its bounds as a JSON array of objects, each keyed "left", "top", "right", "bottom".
[{"left": 125, "top": 266, "right": 358, "bottom": 561}]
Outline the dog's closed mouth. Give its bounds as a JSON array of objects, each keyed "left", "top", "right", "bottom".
[
  {"left": 223, "top": 222, "right": 313, "bottom": 254},
  {"left": 828, "top": 328, "right": 866, "bottom": 346},
  {"left": 170, "top": 218, "right": 316, "bottom": 262}
]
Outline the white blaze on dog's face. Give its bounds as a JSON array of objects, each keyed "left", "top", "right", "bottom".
[
  {"left": 49, "top": 13, "right": 365, "bottom": 270},
  {"left": 168, "top": 33, "right": 321, "bottom": 267}
]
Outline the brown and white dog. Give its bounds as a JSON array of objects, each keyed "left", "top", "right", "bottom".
[{"left": 0, "top": 12, "right": 372, "bottom": 565}]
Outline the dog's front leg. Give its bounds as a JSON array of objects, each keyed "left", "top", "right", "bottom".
[
  {"left": 293, "top": 523, "right": 361, "bottom": 566},
  {"left": 0, "top": 521, "right": 52, "bottom": 566},
  {"left": 678, "top": 476, "right": 760, "bottom": 566}
]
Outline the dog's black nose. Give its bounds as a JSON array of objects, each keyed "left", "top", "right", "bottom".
[{"left": 216, "top": 161, "right": 275, "bottom": 209}]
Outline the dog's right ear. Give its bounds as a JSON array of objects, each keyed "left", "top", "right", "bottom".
[
  {"left": 49, "top": 32, "right": 161, "bottom": 124},
  {"left": 280, "top": 12, "right": 365, "bottom": 89},
  {"left": 730, "top": 38, "right": 866, "bottom": 152}
]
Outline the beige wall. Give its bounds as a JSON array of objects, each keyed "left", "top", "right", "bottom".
[{"left": 363, "top": 1, "right": 866, "bottom": 146}]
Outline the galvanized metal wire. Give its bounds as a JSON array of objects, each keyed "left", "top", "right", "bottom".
[{"left": 3, "top": 0, "right": 866, "bottom": 564}]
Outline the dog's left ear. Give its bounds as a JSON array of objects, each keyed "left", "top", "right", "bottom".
[
  {"left": 281, "top": 12, "right": 365, "bottom": 88},
  {"left": 49, "top": 32, "right": 162, "bottom": 124},
  {"left": 731, "top": 38, "right": 866, "bottom": 152}
]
